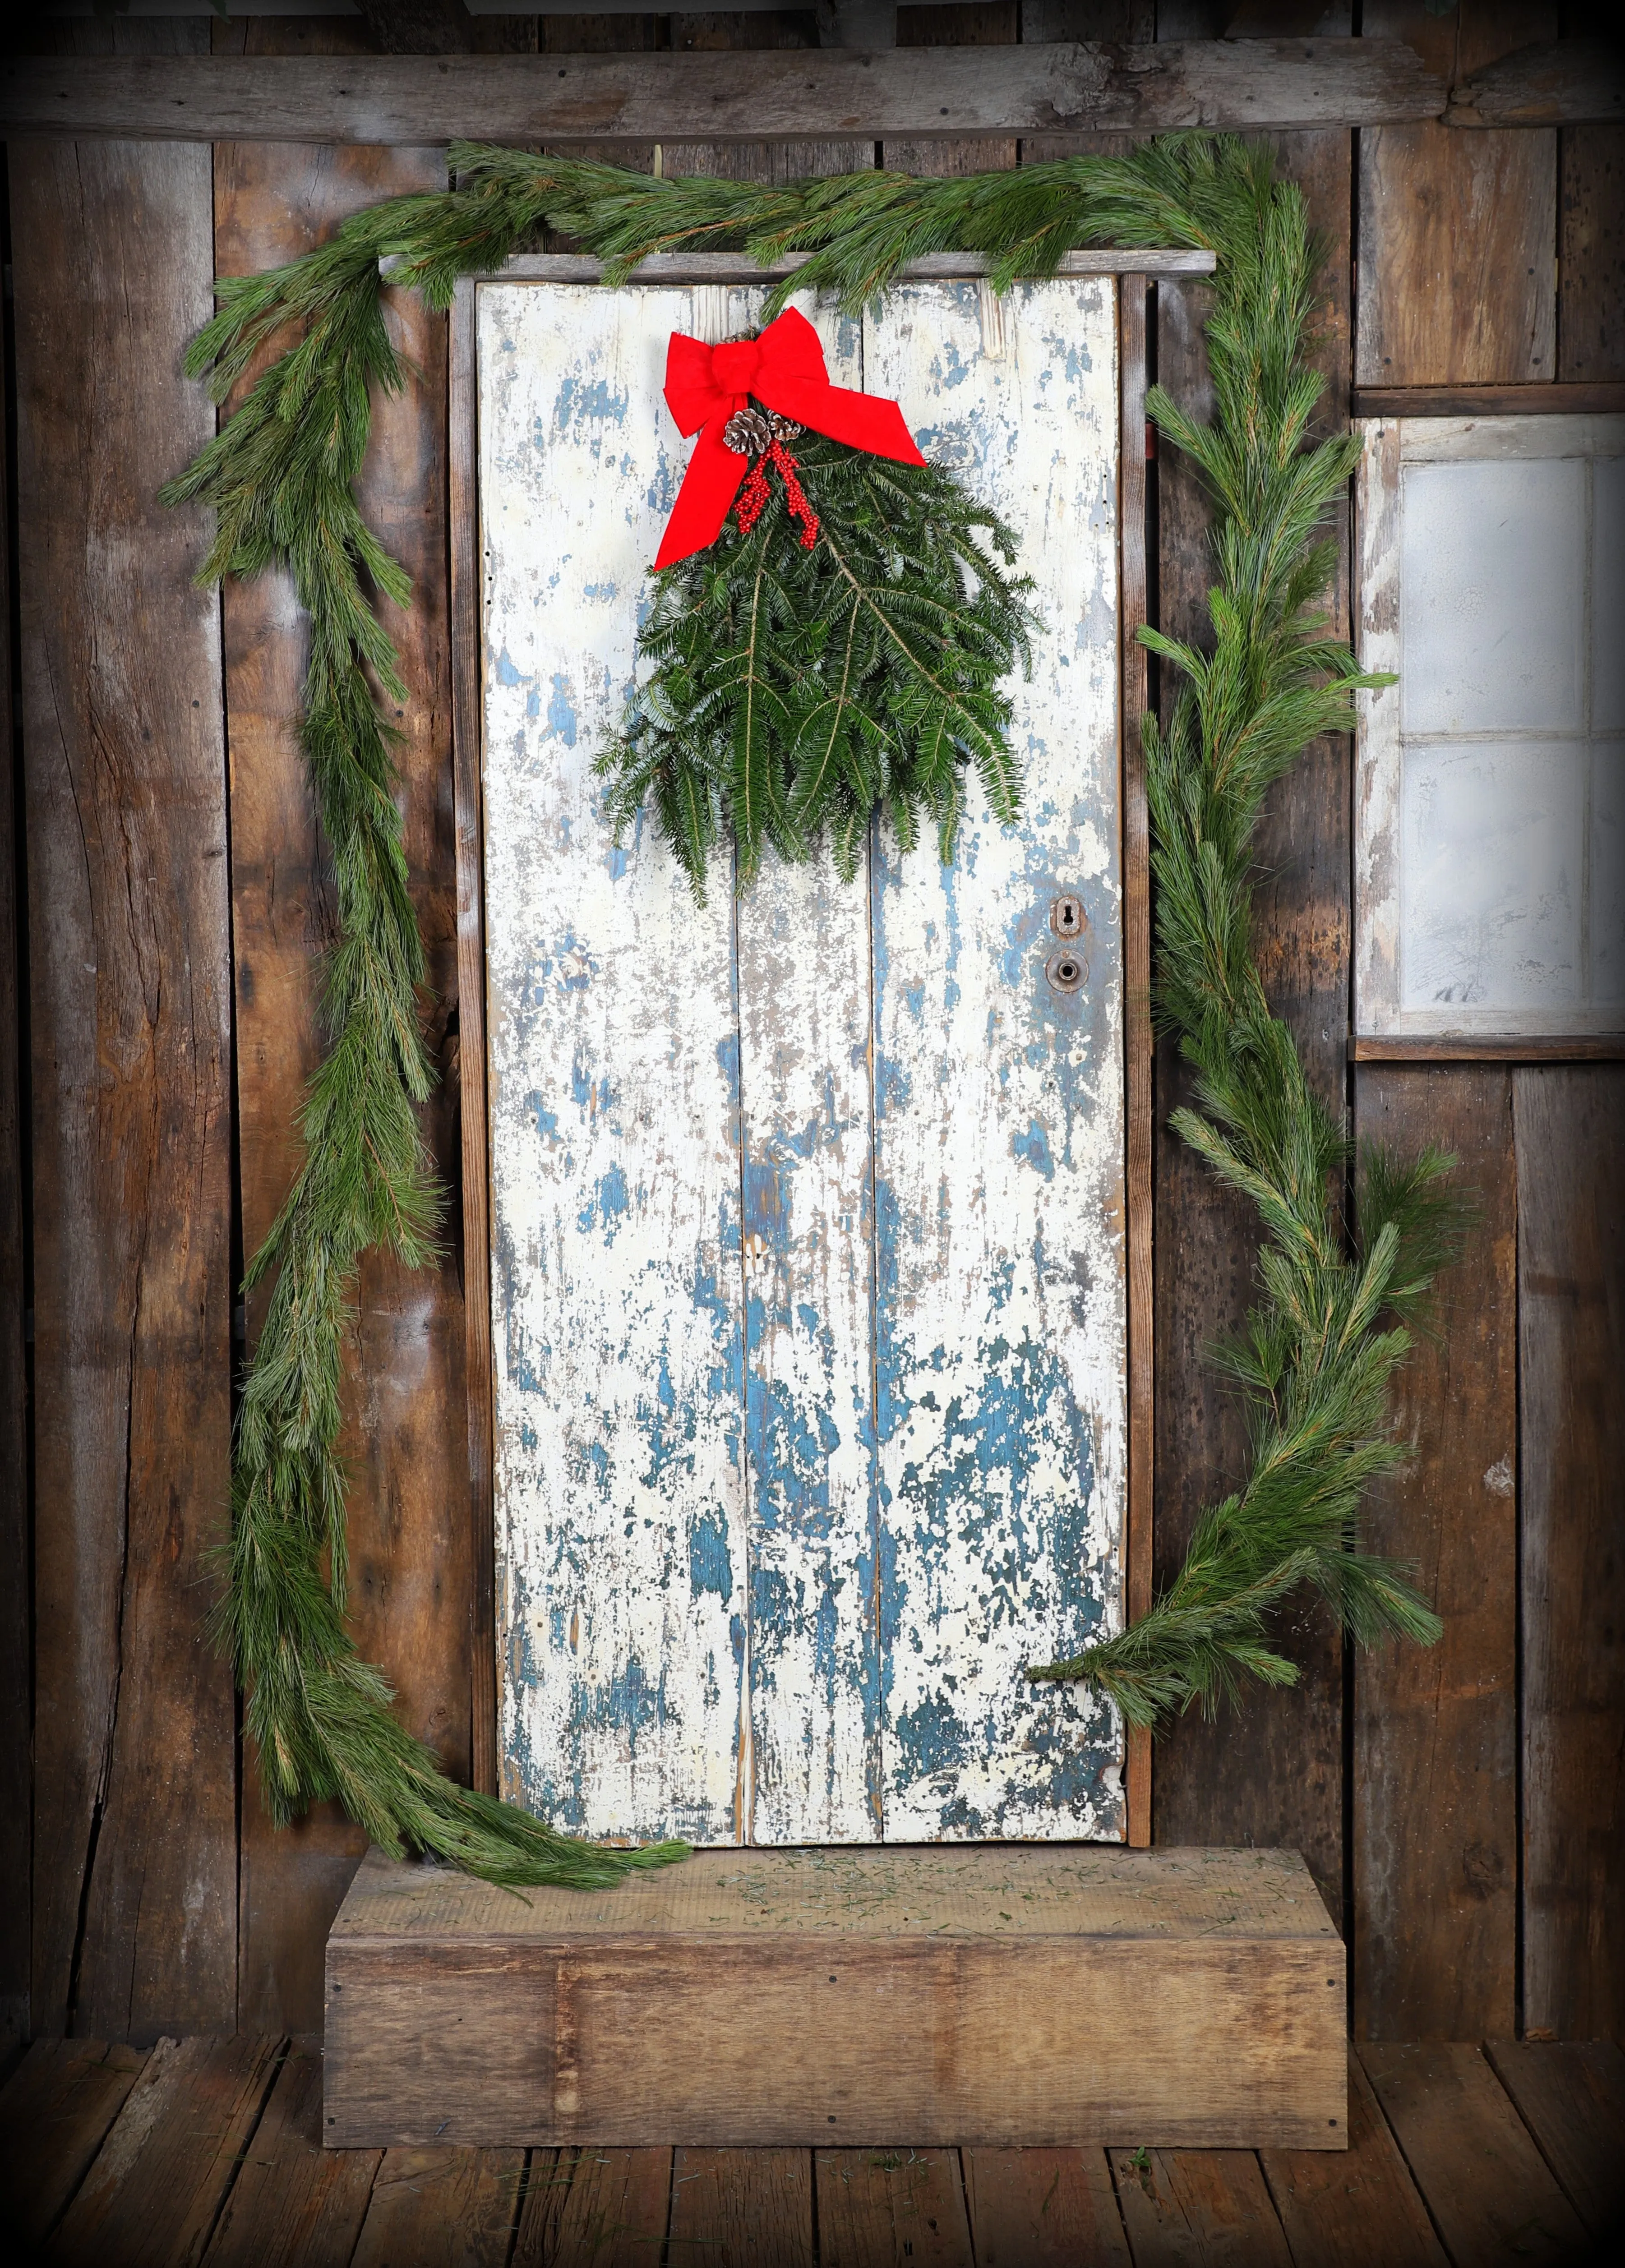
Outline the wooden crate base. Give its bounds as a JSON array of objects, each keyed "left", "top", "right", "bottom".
[{"left": 323, "top": 1844, "right": 1348, "bottom": 2151}]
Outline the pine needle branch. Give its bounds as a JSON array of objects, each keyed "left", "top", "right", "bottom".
[{"left": 164, "top": 130, "right": 1457, "bottom": 1879}]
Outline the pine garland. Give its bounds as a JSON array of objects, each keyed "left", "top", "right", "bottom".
[
  {"left": 598, "top": 433, "right": 1038, "bottom": 898},
  {"left": 166, "top": 133, "right": 1452, "bottom": 1881}
]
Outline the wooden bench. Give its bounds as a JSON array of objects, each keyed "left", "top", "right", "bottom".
[{"left": 323, "top": 1844, "right": 1347, "bottom": 2151}]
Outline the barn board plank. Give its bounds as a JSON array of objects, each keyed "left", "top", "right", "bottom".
[
  {"left": 47, "top": 2034, "right": 282, "bottom": 2268},
  {"left": 885, "top": 4, "right": 1019, "bottom": 181},
  {"left": 201, "top": 2040, "right": 380, "bottom": 2268},
  {"left": 215, "top": 130, "right": 471, "bottom": 2037},
  {"left": 512, "top": 2147, "right": 670, "bottom": 2267},
  {"left": 1259, "top": 2049, "right": 1447, "bottom": 2268},
  {"left": 661, "top": 9, "right": 869, "bottom": 184},
  {"left": 0, "top": 42, "right": 1450, "bottom": 145},
  {"left": 1514, "top": 1066, "right": 1625, "bottom": 2040},
  {"left": 1357, "top": 5, "right": 1557, "bottom": 389},
  {"left": 0, "top": 2040, "right": 148, "bottom": 2251},
  {"left": 348, "top": 2142, "right": 526, "bottom": 2268},
  {"left": 1108, "top": 2148, "right": 1293, "bottom": 2268},
  {"left": 962, "top": 2145, "right": 1132, "bottom": 2264},
  {"left": 1149, "top": 124, "right": 1353, "bottom": 1927},
  {"left": 13, "top": 134, "right": 237, "bottom": 2041},
  {"left": 863, "top": 276, "right": 1126, "bottom": 1840},
  {"left": 1481, "top": 2039, "right": 1625, "bottom": 2240},
  {"left": 719, "top": 288, "right": 878, "bottom": 1848},
  {"left": 480, "top": 276, "right": 748, "bottom": 1844},
  {"left": 816, "top": 2148, "right": 974, "bottom": 2268},
  {"left": 323, "top": 1845, "right": 1346, "bottom": 2149},
  {"left": 1560, "top": 126, "right": 1625, "bottom": 383},
  {"left": 1351, "top": 1069, "right": 1517, "bottom": 2040},
  {"left": 668, "top": 2147, "right": 815, "bottom": 2267},
  {"left": 0, "top": 286, "right": 27, "bottom": 2062},
  {"left": 1359, "top": 2042, "right": 1589, "bottom": 2268}
]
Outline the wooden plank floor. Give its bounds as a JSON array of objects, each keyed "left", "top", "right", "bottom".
[{"left": 1, "top": 2038, "right": 1619, "bottom": 2265}]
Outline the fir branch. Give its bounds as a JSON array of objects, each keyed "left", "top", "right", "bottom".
[
  {"left": 596, "top": 436, "right": 1038, "bottom": 900},
  {"left": 164, "top": 130, "right": 1458, "bottom": 1882}
]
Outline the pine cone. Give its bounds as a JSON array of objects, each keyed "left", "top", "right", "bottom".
[
  {"left": 769, "top": 413, "right": 803, "bottom": 443},
  {"left": 723, "top": 407, "right": 774, "bottom": 458}
]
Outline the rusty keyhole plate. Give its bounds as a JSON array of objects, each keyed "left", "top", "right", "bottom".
[{"left": 1045, "top": 895, "right": 1088, "bottom": 993}]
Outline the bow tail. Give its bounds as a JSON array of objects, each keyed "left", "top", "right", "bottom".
[
  {"left": 761, "top": 377, "right": 927, "bottom": 468},
  {"left": 653, "top": 419, "right": 750, "bottom": 571}
]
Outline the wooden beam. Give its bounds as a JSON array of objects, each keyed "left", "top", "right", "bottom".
[
  {"left": 1445, "top": 39, "right": 1625, "bottom": 129},
  {"left": 1349, "top": 1033, "right": 1625, "bottom": 1062},
  {"left": 1353, "top": 381, "right": 1625, "bottom": 418},
  {"left": 324, "top": 1845, "right": 1348, "bottom": 2149},
  {"left": 0, "top": 41, "right": 1447, "bottom": 146}
]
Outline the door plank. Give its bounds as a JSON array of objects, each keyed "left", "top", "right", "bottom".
[
  {"left": 668, "top": 2147, "right": 814, "bottom": 2267},
  {"left": 963, "top": 2145, "right": 1132, "bottom": 2265},
  {"left": 480, "top": 278, "right": 748, "bottom": 1844},
  {"left": 1514, "top": 1066, "right": 1625, "bottom": 2039},
  {"left": 1360, "top": 2042, "right": 1588, "bottom": 2268},
  {"left": 512, "top": 2147, "right": 672, "bottom": 2267},
  {"left": 14, "top": 132, "right": 237, "bottom": 2042},
  {"left": 349, "top": 2144, "right": 525, "bottom": 2268},
  {"left": 726, "top": 290, "right": 881, "bottom": 1848},
  {"left": 1108, "top": 2148, "right": 1293, "bottom": 2268},
  {"left": 48, "top": 2034, "right": 282, "bottom": 2268},
  {"left": 863, "top": 276, "right": 1126, "bottom": 1839},
  {"left": 201, "top": 2040, "right": 380, "bottom": 2268},
  {"left": 0, "top": 2040, "right": 148, "bottom": 2251},
  {"left": 1482, "top": 2039, "right": 1625, "bottom": 2241},
  {"left": 817, "top": 2148, "right": 975, "bottom": 2268},
  {"left": 1259, "top": 2049, "right": 1446, "bottom": 2268}
]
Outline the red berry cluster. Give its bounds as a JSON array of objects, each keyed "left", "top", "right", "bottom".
[{"left": 736, "top": 437, "right": 820, "bottom": 550}]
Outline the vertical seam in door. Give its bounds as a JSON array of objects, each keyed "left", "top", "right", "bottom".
[
  {"left": 862, "top": 301, "right": 886, "bottom": 1844},
  {"left": 731, "top": 839, "right": 755, "bottom": 1845}
]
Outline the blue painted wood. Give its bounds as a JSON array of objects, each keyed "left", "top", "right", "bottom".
[{"left": 480, "top": 273, "right": 1126, "bottom": 1844}]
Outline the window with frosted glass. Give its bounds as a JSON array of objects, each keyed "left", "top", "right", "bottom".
[{"left": 1355, "top": 416, "right": 1625, "bottom": 1038}]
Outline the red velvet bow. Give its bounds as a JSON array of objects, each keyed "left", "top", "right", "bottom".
[{"left": 654, "top": 307, "right": 927, "bottom": 571}]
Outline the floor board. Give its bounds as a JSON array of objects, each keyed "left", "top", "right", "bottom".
[
  {"left": 1109, "top": 2146, "right": 1294, "bottom": 2267},
  {"left": 347, "top": 2142, "right": 525, "bottom": 2268},
  {"left": 1259, "top": 2050, "right": 1448, "bottom": 2268},
  {"left": 1361, "top": 2041, "right": 1591, "bottom": 2268},
  {"left": 0, "top": 2038, "right": 148, "bottom": 2251},
  {"left": 669, "top": 2147, "right": 814, "bottom": 2267},
  {"left": 512, "top": 2146, "right": 672, "bottom": 2267},
  {"left": 961, "top": 2146, "right": 1131, "bottom": 2265},
  {"left": 49, "top": 2034, "right": 282, "bottom": 2268},
  {"left": 816, "top": 2148, "right": 975, "bottom": 2267},
  {"left": 1482, "top": 2038, "right": 1625, "bottom": 2240},
  {"left": 199, "top": 2038, "right": 381, "bottom": 2268}
]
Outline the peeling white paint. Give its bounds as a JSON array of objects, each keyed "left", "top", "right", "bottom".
[{"left": 479, "top": 276, "right": 1126, "bottom": 1846}]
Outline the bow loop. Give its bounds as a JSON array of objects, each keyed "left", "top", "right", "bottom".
[{"left": 653, "top": 307, "right": 926, "bottom": 571}]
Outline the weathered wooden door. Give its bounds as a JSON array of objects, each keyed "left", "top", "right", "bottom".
[{"left": 478, "top": 264, "right": 1126, "bottom": 1847}]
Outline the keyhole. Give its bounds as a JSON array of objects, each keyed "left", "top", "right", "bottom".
[{"left": 1050, "top": 894, "right": 1085, "bottom": 938}]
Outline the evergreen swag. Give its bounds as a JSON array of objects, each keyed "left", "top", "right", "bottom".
[
  {"left": 598, "top": 432, "right": 1039, "bottom": 898},
  {"left": 165, "top": 133, "right": 1458, "bottom": 1885}
]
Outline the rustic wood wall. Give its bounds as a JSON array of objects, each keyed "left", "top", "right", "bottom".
[{"left": 2, "top": 1, "right": 1620, "bottom": 2048}]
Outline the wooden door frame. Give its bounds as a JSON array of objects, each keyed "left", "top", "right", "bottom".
[{"left": 449, "top": 257, "right": 1179, "bottom": 1841}]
